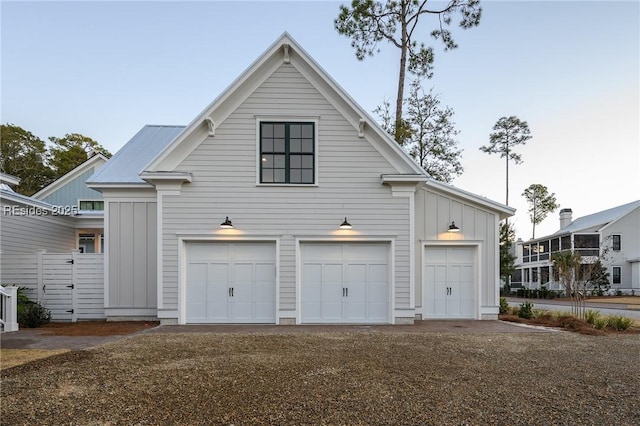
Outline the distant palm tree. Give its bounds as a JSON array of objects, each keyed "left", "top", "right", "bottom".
[{"left": 552, "top": 250, "right": 584, "bottom": 318}]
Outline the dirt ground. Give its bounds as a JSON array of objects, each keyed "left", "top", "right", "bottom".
[
  {"left": 39, "top": 320, "right": 159, "bottom": 336},
  {"left": 2, "top": 330, "right": 639, "bottom": 425}
]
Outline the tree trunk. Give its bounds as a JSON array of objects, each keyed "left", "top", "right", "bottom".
[
  {"left": 505, "top": 148, "right": 509, "bottom": 206},
  {"left": 394, "top": 1, "right": 408, "bottom": 143}
]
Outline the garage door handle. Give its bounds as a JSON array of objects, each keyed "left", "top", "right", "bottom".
[
  {"left": 229, "top": 287, "right": 234, "bottom": 297},
  {"left": 346, "top": 288, "right": 348, "bottom": 297}
]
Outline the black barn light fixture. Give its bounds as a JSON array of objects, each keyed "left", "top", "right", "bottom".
[
  {"left": 339, "top": 217, "right": 352, "bottom": 229},
  {"left": 448, "top": 221, "right": 460, "bottom": 232},
  {"left": 220, "top": 217, "right": 233, "bottom": 229}
]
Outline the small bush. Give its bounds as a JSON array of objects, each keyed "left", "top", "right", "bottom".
[
  {"left": 584, "top": 309, "right": 601, "bottom": 325},
  {"left": 608, "top": 315, "right": 633, "bottom": 331},
  {"left": 531, "top": 309, "right": 548, "bottom": 319},
  {"left": 593, "top": 317, "right": 609, "bottom": 330},
  {"left": 518, "top": 301, "right": 534, "bottom": 319},
  {"left": 18, "top": 302, "right": 51, "bottom": 328},
  {"left": 499, "top": 297, "right": 509, "bottom": 314}
]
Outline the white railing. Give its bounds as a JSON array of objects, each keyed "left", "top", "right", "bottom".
[{"left": 0, "top": 286, "right": 19, "bottom": 332}]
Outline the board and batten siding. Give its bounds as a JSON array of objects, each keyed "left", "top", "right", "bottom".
[
  {"left": 160, "top": 63, "right": 411, "bottom": 318},
  {"left": 107, "top": 200, "right": 157, "bottom": 309},
  {"left": 38, "top": 168, "right": 103, "bottom": 207},
  {"left": 416, "top": 188, "right": 499, "bottom": 312}
]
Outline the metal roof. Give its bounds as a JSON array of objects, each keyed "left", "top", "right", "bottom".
[
  {"left": 551, "top": 200, "right": 640, "bottom": 236},
  {"left": 87, "top": 125, "right": 185, "bottom": 184}
]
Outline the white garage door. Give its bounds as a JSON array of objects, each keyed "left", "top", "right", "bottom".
[
  {"left": 301, "top": 243, "right": 389, "bottom": 324},
  {"left": 186, "top": 242, "right": 276, "bottom": 323},
  {"left": 423, "top": 246, "right": 475, "bottom": 319}
]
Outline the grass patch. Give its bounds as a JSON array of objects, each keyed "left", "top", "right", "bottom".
[{"left": 1, "top": 349, "right": 69, "bottom": 370}]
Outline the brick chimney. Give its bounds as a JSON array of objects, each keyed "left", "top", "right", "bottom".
[{"left": 559, "top": 208, "right": 573, "bottom": 229}]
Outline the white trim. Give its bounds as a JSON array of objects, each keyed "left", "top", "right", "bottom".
[
  {"left": 32, "top": 154, "right": 108, "bottom": 200},
  {"left": 420, "top": 240, "right": 483, "bottom": 320},
  {"left": 87, "top": 183, "right": 153, "bottom": 190},
  {"left": 177, "top": 236, "right": 281, "bottom": 325},
  {"left": 425, "top": 178, "right": 515, "bottom": 218},
  {"left": 295, "top": 236, "right": 396, "bottom": 325},
  {"left": 388, "top": 185, "right": 416, "bottom": 310},
  {"left": 255, "top": 118, "right": 319, "bottom": 186},
  {"left": 103, "top": 200, "right": 110, "bottom": 308}
]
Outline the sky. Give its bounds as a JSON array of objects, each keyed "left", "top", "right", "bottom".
[{"left": 1, "top": 0, "right": 638, "bottom": 239}]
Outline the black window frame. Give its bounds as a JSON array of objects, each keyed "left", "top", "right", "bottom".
[
  {"left": 79, "top": 200, "right": 104, "bottom": 210},
  {"left": 259, "top": 122, "right": 315, "bottom": 184},
  {"left": 612, "top": 235, "right": 621, "bottom": 251},
  {"left": 612, "top": 266, "right": 621, "bottom": 284}
]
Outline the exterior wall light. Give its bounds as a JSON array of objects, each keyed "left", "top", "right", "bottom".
[
  {"left": 340, "top": 217, "right": 352, "bottom": 229},
  {"left": 220, "top": 217, "right": 233, "bottom": 229},
  {"left": 448, "top": 221, "right": 460, "bottom": 232}
]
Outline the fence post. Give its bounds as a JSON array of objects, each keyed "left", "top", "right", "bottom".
[
  {"left": 2, "top": 286, "right": 19, "bottom": 332},
  {"left": 37, "top": 250, "right": 46, "bottom": 303}
]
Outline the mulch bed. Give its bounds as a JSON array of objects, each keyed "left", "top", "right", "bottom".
[
  {"left": 39, "top": 321, "right": 159, "bottom": 336},
  {"left": 499, "top": 314, "right": 640, "bottom": 335}
]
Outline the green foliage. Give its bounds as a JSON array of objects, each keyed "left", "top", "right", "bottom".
[
  {"left": 531, "top": 309, "right": 549, "bottom": 319},
  {"left": 584, "top": 309, "right": 601, "bottom": 325},
  {"left": 593, "top": 317, "right": 609, "bottom": 330},
  {"left": 13, "top": 287, "right": 51, "bottom": 328},
  {"left": 48, "top": 133, "right": 111, "bottom": 176},
  {"left": 518, "top": 301, "right": 534, "bottom": 319},
  {"left": 607, "top": 315, "right": 633, "bottom": 331},
  {"left": 499, "top": 297, "right": 509, "bottom": 314},
  {"left": 374, "top": 81, "right": 463, "bottom": 182},
  {"left": 1, "top": 124, "right": 111, "bottom": 196},
  {"left": 499, "top": 221, "right": 516, "bottom": 284},
  {"left": 0, "top": 124, "right": 52, "bottom": 195},
  {"left": 522, "top": 184, "right": 559, "bottom": 239},
  {"left": 334, "top": 0, "right": 481, "bottom": 142},
  {"left": 587, "top": 261, "right": 610, "bottom": 296},
  {"left": 479, "top": 116, "right": 532, "bottom": 205}
]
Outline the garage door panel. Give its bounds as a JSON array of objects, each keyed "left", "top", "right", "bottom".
[
  {"left": 186, "top": 242, "right": 276, "bottom": 323},
  {"left": 424, "top": 247, "right": 476, "bottom": 319},
  {"left": 302, "top": 243, "right": 389, "bottom": 324}
]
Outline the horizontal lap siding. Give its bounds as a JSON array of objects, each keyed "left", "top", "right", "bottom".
[
  {"left": 0, "top": 200, "right": 77, "bottom": 254},
  {"left": 161, "top": 63, "right": 410, "bottom": 311}
]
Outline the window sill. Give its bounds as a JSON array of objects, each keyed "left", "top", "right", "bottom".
[{"left": 256, "top": 183, "right": 319, "bottom": 187}]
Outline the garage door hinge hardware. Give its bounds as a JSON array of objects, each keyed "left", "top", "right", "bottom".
[
  {"left": 66, "top": 284, "right": 74, "bottom": 289},
  {"left": 66, "top": 309, "right": 74, "bottom": 314},
  {"left": 66, "top": 259, "right": 74, "bottom": 264}
]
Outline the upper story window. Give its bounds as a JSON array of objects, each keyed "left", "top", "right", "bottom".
[
  {"left": 612, "top": 235, "right": 621, "bottom": 251},
  {"left": 260, "top": 122, "right": 315, "bottom": 184},
  {"left": 574, "top": 234, "right": 599, "bottom": 256},
  {"left": 79, "top": 200, "right": 104, "bottom": 210}
]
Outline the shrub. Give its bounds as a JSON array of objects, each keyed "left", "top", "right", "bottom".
[
  {"left": 499, "top": 297, "right": 509, "bottom": 314},
  {"left": 531, "top": 309, "right": 548, "bottom": 319},
  {"left": 12, "top": 287, "right": 51, "bottom": 328},
  {"left": 518, "top": 301, "right": 534, "bottom": 319},
  {"left": 593, "top": 317, "right": 609, "bottom": 330},
  {"left": 608, "top": 315, "right": 633, "bottom": 331},
  {"left": 18, "top": 302, "right": 51, "bottom": 328},
  {"left": 584, "top": 309, "right": 601, "bottom": 325}
]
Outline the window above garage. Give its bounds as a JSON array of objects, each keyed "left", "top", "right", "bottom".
[{"left": 259, "top": 121, "right": 316, "bottom": 185}]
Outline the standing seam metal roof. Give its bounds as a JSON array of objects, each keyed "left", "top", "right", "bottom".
[
  {"left": 551, "top": 200, "right": 640, "bottom": 236},
  {"left": 86, "top": 125, "right": 185, "bottom": 184}
]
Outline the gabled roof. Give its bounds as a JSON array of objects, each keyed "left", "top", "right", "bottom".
[
  {"left": 424, "top": 178, "right": 516, "bottom": 219},
  {"left": 32, "top": 153, "right": 109, "bottom": 199},
  {"left": 144, "top": 32, "right": 426, "bottom": 177},
  {"left": 87, "top": 125, "right": 185, "bottom": 186},
  {"left": 551, "top": 200, "right": 640, "bottom": 236}
]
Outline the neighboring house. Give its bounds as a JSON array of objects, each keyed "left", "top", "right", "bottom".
[
  {"left": 32, "top": 153, "right": 108, "bottom": 253},
  {"left": 87, "top": 33, "right": 514, "bottom": 325},
  {"left": 512, "top": 201, "right": 640, "bottom": 294}
]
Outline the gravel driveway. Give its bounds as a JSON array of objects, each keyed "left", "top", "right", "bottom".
[{"left": 2, "top": 328, "right": 639, "bottom": 425}]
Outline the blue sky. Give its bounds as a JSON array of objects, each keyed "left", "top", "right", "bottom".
[{"left": 2, "top": 1, "right": 638, "bottom": 238}]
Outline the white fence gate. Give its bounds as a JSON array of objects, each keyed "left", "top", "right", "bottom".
[{"left": 0, "top": 251, "right": 105, "bottom": 322}]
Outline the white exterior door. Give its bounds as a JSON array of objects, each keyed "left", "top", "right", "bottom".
[
  {"left": 186, "top": 242, "right": 276, "bottom": 323},
  {"left": 301, "top": 243, "right": 389, "bottom": 324},
  {"left": 423, "top": 246, "right": 476, "bottom": 319}
]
